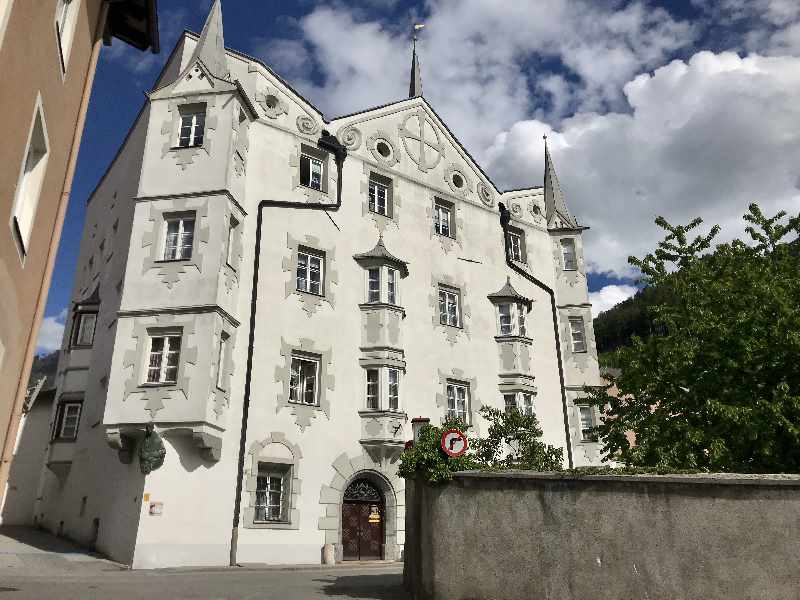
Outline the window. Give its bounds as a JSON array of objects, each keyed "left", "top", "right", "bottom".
[
  {"left": 296, "top": 248, "right": 324, "bottom": 295},
  {"left": 177, "top": 105, "right": 206, "bottom": 148},
  {"left": 569, "top": 317, "right": 587, "bottom": 353},
  {"left": 498, "top": 304, "right": 512, "bottom": 336},
  {"left": 226, "top": 217, "right": 238, "bottom": 269},
  {"left": 561, "top": 238, "right": 577, "bottom": 271},
  {"left": 146, "top": 334, "right": 181, "bottom": 384},
  {"left": 446, "top": 382, "right": 469, "bottom": 422},
  {"left": 520, "top": 393, "right": 534, "bottom": 416},
  {"left": 508, "top": 229, "right": 525, "bottom": 262},
  {"left": 438, "top": 286, "right": 461, "bottom": 327},
  {"left": 368, "top": 179, "right": 389, "bottom": 216},
  {"left": 495, "top": 302, "right": 528, "bottom": 337},
  {"left": 387, "top": 269, "right": 397, "bottom": 305},
  {"left": 434, "top": 199, "right": 453, "bottom": 238},
  {"left": 366, "top": 369, "right": 379, "bottom": 409},
  {"left": 254, "top": 464, "right": 288, "bottom": 522},
  {"left": 504, "top": 393, "right": 517, "bottom": 414},
  {"left": 388, "top": 368, "right": 399, "bottom": 410},
  {"left": 55, "top": 0, "right": 79, "bottom": 73},
  {"left": 72, "top": 312, "right": 97, "bottom": 347},
  {"left": 367, "top": 268, "right": 381, "bottom": 303},
  {"left": 289, "top": 355, "right": 319, "bottom": 405},
  {"left": 300, "top": 153, "right": 323, "bottom": 190},
  {"left": 53, "top": 402, "right": 82, "bottom": 440},
  {"left": 579, "top": 406, "right": 596, "bottom": 441},
  {"left": 11, "top": 101, "right": 49, "bottom": 258},
  {"left": 215, "top": 333, "right": 229, "bottom": 390},
  {"left": 163, "top": 215, "right": 195, "bottom": 261}
]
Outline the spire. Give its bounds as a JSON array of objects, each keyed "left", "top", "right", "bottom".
[
  {"left": 409, "top": 24, "right": 424, "bottom": 98},
  {"left": 190, "top": 0, "right": 230, "bottom": 81},
  {"left": 543, "top": 135, "right": 578, "bottom": 229}
]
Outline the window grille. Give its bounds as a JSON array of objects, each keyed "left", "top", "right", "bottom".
[{"left": 255, "top": 467, "right": 285, "bottom": 522}]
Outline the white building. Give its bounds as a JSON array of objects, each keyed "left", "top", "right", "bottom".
[{"left": 32, "top": 1, "right": 603, "bottom": 568}]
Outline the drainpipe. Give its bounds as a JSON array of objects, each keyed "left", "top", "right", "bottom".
[
  {"left": 229, "top": 131, "right": 348, "bottom": 566},
  {"left": 498, "top": 203, "right": 573, "bottom": 469}
]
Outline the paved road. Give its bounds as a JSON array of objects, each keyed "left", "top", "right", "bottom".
[{"left": 1, "top": 564, "right": 408, "bottom": 599}]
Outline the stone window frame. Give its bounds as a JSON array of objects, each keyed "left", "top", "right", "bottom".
[
  {"left": 244, "top": 433, "right": 302, "bottom": 530},
  {"left": 122, "top": 315, "right": 198, "bottom": 418},
  {"left": 435, "top": 369, "right": 480, "bottom": 429},
  {"left": 290, "top": 139, "right": 335, "bottom": 204},
  {"left": 160, "top": 93, "right": 218, "bottom": 170},
  {"left": 288, "top": 351, "right": 322, "bottom": 407},
  {"left": 577, "top": 404, "right": 598, "bottom": 442},
  {"left": 360, "top": 163, "right": 402, "bottom": 233},
  {"left": 274, "top": 337, "right": 334, "bottom": 430},
  {"left": 175, "top": 102, "right": 207, "bottom": 148},
  {"left": 140, "top": 327, "right": 183, "bottom": 386},
  {"left": 282, "top": 233, "right": 338, "bottom": 316},
  {"left": 429, "top": 275, "right": 471, "bottom": 345},
  {"left": 427, "top": 196, "right": 464, "bottom": 254},
  {"left": 140, "top": 198, "right": 210, "bottom": 289},
  {"left": 210, "top": 318, "right": 235, "bottom": 418}
]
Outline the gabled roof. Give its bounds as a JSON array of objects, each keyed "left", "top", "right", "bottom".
[
  {"left": 487, "top": 277, "right": 532, "bottom": 310},
  {"left": 353, "top": 235, "right": 409, "bottom": 278}
]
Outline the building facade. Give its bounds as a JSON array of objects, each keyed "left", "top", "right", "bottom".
[
  {"left": 0, "top": 0, "right": 159, "bottom": 509},
  {"left": 32, "top": 1, "right": 603, "bottom": 568}
]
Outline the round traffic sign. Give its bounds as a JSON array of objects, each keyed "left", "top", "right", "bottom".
[{"left": 440, "top": 428, "right": 468, "bottom": 458}]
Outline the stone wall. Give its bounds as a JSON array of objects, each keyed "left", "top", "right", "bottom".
[{"left": 404, "top": 471, "right": 800, "bottom": 600}]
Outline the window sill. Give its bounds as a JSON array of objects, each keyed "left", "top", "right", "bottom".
[
  {"left": 439, "top": 322, "right": 463, "bottom": 330},
  {"left": 572, "top": 350, "right": 588, "bottom": 354},
  {"left": 70, "top": 344, "right": 94, "bottom": 350},
  {"left": 358, "top": 302, "right": 405, "bottom": 316},
  {"left": 563, "top": 268, "right": 578, "bottom": 272},
  {"left": 170, "top": 145, "right": 203, "bottom": 150},
  {"left": 50, "top": 437, "right": 77, "bottom": 444},
  {"left": 300, "top": 183, "right": 326, "bottom": 193},
  {"left": 368, "top": 209, "right": 392, "bottom": 219},
  {"left": 154, "top": 258, "right": 192, "bottom": 264},
  {"left": 494, "top": 335, "right": 533, "bottom": 345},
  {"left": 295, "top": 289, "right": 325, "bottom": 298},
  {"left": 139, "top": 382, "right": 177, "bottom": 388},
  {"left": 287, "top": 400, "right": 321, "bottom": 408},
  {"left": 435, "top": 233, "right": 456, "bottom": 241},
  {"left": 247, "top": 520, "right": 298, "bottom": 530}
]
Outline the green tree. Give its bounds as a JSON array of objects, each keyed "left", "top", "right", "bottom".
[{"left": 584, "top": 204, "right": 800, "bottom": 472}]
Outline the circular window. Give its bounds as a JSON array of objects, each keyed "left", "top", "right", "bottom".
[
  {"left": 532, "top": 205, "right": 541, "bottom": 215},
  {"left": 376, "top": 140, "right": 392, "bottom": 158},
  {"left": 264, "top": 95, "right": 279, "bottom": 110},
  {"left": 452, "top": 173, "right": 464, "bottom": 188}
]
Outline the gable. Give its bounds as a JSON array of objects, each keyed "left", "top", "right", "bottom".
[{"left": 329, "top": 98, "right": 500, "bottom": 211}]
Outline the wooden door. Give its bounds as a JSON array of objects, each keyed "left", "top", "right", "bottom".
[{"left": 342, "top": 478, "right": 384, "bottom": 561}]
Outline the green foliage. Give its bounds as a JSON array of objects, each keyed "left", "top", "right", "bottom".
[
  {"left": 582, "top": 204, "right": 800, "bottom": 473},
  {"left": 593, "top": 285, "right": 674, "bottom": 353},
  {"left": 470, "top": 406, "right": 563, "bottom": 471},
  {"left": 397, "top": 416, "right": 478, "bottom": 484},
  {"left": 398, "top": 407, "right": 563, "bottom": 483}
]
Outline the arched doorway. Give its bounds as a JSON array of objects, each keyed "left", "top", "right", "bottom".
[{"left": 341, "top": 478, "right": 384, "bottom": 561}]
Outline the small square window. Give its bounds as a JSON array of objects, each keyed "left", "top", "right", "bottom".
[
  {"left": 177, "top": 105, "right": 206, "bottom": 148},
  {"left": 254, "top": 463, "right": 290, "bottom": 522},
  {"left": 53, "top": 401, "right": 82, "bottom": 441},
  {"left": 296, "top": 248, "right": 325, "bottom": 296},
  {"left": 163, "top": 215, "right": 195, "bottom": 261},
  {"left": 438, "top": 286, "right": 461, "bottom": 327},
  {"left": 146, "top": 333, "right": 182, "bottom": 384},
  {"left": 569, "top": 317, "right": 587, "bottom": 353},
  {"left": 561, "top": 238, "right": 577, "bottom": 271},
  {"left": 300, "top": 152, "right": 325, "bottom": 191},
  {"left": 434, "top": 199, "right": 454, "bottom": 238},
  {"left": 446, "top": 381, "right": 469, "bottom": 422},
  {"left": 289, "top": 355, "right": 319, "bottom": 405},
  {"left": 579, "top": 406, "right": 596, "bottom": 441},
  {"left": 72, "top": 312, "right": 97, "bottom": 347}
]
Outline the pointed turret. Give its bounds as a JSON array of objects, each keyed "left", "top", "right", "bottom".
[
  {"left": 409, "top": 26, "right": 423, "bottom": 98},
  {"left": 543, "top": 136, "right": 578, "bottom": 229},
  {"left": 189, "top": 0, "right": 230, "bottom": 81}
]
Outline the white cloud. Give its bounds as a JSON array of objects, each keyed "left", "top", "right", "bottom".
[
  {"left": 485, "top": 52, "right": 800, "bottom": 276},
  {"left": 589, "top": 285, "right": 638, "bottom": 317},
  {"left": 36, "top": 309, "right": 67, "bottom": 355}
]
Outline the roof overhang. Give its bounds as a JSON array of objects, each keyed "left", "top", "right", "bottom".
[{"left": 104, "top": 0, "right": 160, "bottom": 54}]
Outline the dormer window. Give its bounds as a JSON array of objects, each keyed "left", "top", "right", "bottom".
[
  {"left": 487, "top": 278, "right": 532, "bottom": 338},
  {"left": 177, "top": 104, "right": 206, "bottom": 148},
  {"left": 353, "top": 236, "right": 410, "bottom": 307}
]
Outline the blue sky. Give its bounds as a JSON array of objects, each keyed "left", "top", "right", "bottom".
[{"left": 36, "top": 0, "right": 800, "bottom": 352}]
